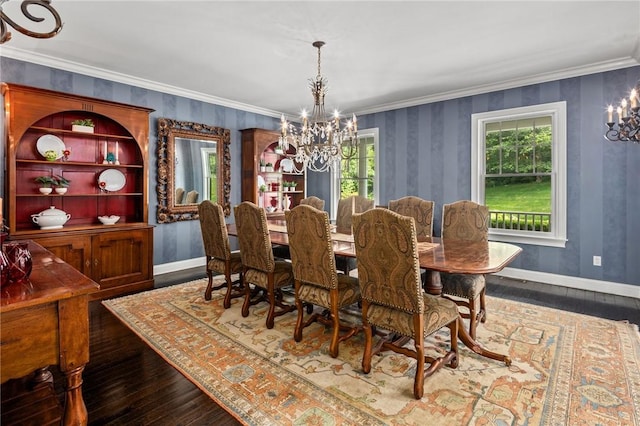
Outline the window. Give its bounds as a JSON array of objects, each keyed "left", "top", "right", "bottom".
[
  {"left": 471, "top": 102, "right": 566, "bottom": 247},
  {"left": 331, "top": 128, "right": 379, "bottom": 218}
]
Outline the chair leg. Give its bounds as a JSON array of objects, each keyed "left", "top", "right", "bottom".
[
  {"left": 204, "top": 270, "right": 213, "bottom": 301},
  {"left": 479, "top": 288, "right": 487, "bottom": 323},
  {"left": 329, "top": 309, "right": 341, "bottom": 358},
  {"left": 468, "top": 297, "right": 478, "bottom": 340},
  {"left": 361, "top": 303, "right": 373, "bottom": 374},
  {"left": 265, "top": 284, "right": 277, "bottom": 329},
  {"left": 241, "top": 277, "right": 252, "bottom": 318},
  {"left": 413, "top": 335, "right": 426, "bottom": 399},
  {"left": 294, "top": 283, "right": 305, "bottom": 342}
]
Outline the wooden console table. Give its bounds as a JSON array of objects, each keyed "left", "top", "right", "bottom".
[{"left": 1, "top": 240, "right": 99, "bottom": 425}]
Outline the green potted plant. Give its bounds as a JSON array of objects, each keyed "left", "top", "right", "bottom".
[
  {"left": 53, "top": 175, "right": 71, "bottom": 194},
  {"left": 71, "top": 118, "right": 95, "bottom": 133},
  {"left": 34, "top": 176, "right": 57, "bottom": 195},
  {"left": 265, "top": 162, "right": 274, "bottom": 172},
  {"left": 259, "top": 159, "right": 266, "bottom": 172}
]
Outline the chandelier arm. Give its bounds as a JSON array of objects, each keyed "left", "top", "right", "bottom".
[{"left": 0, "top": 0, "right": 62, "bottom": 43}]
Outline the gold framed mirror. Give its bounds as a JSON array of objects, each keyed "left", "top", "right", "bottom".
[{"left": 156, "top": 118, "right": 231, "bottom": 223}]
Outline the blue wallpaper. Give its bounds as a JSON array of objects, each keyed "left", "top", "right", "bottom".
[{"left": 1, "top": 57, "right": 638, "bottom": 286}]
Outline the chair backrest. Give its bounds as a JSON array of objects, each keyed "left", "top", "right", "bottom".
[
  {"left": 285, "top": 205, "right": 338, "bottom": 290},
  {"left": 233, "top": 201, "right": 275, "bottom": 272},
  {"left": 336, "top": 195, "right": 374, "bottom": 233},
  {"left": 299, "top": 196, "right": 325, "bottom": 211},
  {"left": 175, "top": 187, "right": 185, "bottom": 204},
  {"left": 198, "top": 201, "right": 231, "bottom": 261},
  {"left": 441, "top": 200, "right": 489, "bottom": 242},
  {"left": 186, "top": 190, "right": 199, "bottom": 204},
  {"left": 352, "top": 208, "right": 424, "bottom": 313},
  {"left": 388, "top": 196, "right": 435, "bottom": 238}
]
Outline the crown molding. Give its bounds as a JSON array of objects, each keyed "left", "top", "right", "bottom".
[
  {"left": 354, "top": 57, "right": 640, "bottom": 116},
  {"left": 3, "top": 46, "right": 638, "bottom": 119},
  {"left": 0, "top": 46, "right": 284, "bottom": 119}
]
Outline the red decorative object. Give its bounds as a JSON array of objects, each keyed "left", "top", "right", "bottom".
[{"left": 4, "top": 242, "right": 32, "bottom": 284}]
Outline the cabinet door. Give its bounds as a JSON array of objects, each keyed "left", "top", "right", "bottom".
[
  {"left": 32, "top": 235, "right": 92, "bottom": 276},
  {"left": 91, "top": 229, "right": 151, "bottom": 289}
]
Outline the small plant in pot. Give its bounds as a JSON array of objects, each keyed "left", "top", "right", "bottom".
[
  {"left": 265, "top": 162, "right": 274, "bottom": 172},
  {"left": 53, "top": 175, "right": 71, "bottom": 194},
  {"left": 34, "top": 176, "right": 57, "bottom": 195},
  {"left": 259, "top": 159, "right": 266, "bottom": 172},
  {"left": 71, "top": 118, "right": 95, "bottom": 133}
]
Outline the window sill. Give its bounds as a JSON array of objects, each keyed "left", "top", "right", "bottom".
[{"left": 489, "top": 230, "right": 567, "bottom": 248}]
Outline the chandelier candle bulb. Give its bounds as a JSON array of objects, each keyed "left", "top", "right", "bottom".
[
  {"left": 630, "top": 89, "right": 637, "bottom": 108},
  {"left": 608, "top": 105, "right": 613, "bottom": 123}
]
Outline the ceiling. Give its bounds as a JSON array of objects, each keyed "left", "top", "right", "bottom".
[{"left": 1, "top": 1, "right": 639, "bottom": 118}]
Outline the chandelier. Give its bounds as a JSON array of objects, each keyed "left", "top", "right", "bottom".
[
  {"left": 279, "top": 41, "right": 358, "bottom": 172},
  {"left": 604, "top": 80, "right": 639, "bottom": 143},
  {"left": 0, "top": 0, "right": 63, "bottom": 44}
]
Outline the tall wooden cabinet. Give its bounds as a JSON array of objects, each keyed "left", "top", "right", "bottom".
[
  {"left": 2, "top": 83, "right": 154, "bottom": 299},
  {"left": 241, "top": 128, "right": 306, "bottom": 217}
]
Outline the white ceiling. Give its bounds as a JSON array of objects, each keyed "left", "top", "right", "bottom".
[{"left": 1, "top": 1, "right": 639, "bottom": 118}]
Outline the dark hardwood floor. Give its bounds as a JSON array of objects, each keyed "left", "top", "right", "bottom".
[{"left": 3, "top": 269, "right": 639, "bottom": 425}]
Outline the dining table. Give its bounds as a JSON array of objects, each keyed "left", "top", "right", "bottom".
[{"left": 227, "top": 220, "right": 523, "bottom": 365}]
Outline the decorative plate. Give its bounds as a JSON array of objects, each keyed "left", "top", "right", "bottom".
[
  {"left": 36, "top": 134, "right": 66, "bottom": 160},
  {"left": 257, "top": 175, "right": 266, "bottom": 190},
  {"left": 98, "top": 169, "right": 126, "bottom": 192},
  {"left": 280, "top": 158, "right": 294, "bottom": 173}
]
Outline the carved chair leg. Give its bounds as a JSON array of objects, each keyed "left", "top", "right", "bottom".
[{"left": 204, "top": 270, "right": 213, "bottom": 301}]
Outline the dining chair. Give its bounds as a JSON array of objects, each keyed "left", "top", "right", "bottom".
[
  {"left": 233, "top": 201, "right": 296, "bottom": 329},
  {"left": 285, "top": 204, "right": 361, "bottom": 358},
  {"left": 197, "top": 201, "right": 245, "bottom": 308},
  {"left": 352, "top": 208, "right": 459, "bottom": 399},
  {"left": 388, "top": 196, "right": 435, "bottom": 239},
  {"left": 440, "top": 200, "right": 490, "bottom": 339},
  {"left": 334, "top": 195, "right": 374, "bottom": 274},
  {"left": 185, "top": 190, "right": 199, "bottom": 204},
  {"left": 299, "top": 196, "right": 325, "bottom": 210},
  {"left": 175, "top": 187, "right": 185, "bottom": 205}
]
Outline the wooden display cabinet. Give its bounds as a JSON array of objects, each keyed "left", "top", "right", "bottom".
[
  {"left": 241, "top": 128, "right": 306, "bottom": 217},
  {"left": 2, "top": 83, "right": 155, "bottom": 299}
]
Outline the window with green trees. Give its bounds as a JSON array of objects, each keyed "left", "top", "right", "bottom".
[
  {"left": 331, "top": 129, "right": 379, "bottom": 218},
  {"left": 472, "top": 102, "right": 567, "bottom": 247}
]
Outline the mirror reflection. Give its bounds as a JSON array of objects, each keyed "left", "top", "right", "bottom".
[{"left": 156, "top": 118, "right": 230, "bottom": 223}]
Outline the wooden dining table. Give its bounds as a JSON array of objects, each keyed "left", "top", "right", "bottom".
[{"left": 227, "top": 220, "right": 523, "bottom": 365}]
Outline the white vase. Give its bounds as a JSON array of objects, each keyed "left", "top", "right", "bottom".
[
  {"left": 283, "top": 195, "right": 291, "bottom": 210},
  {"left": 54, "top": 187, "right": 68, "bottom": 195},
  {"left": 39, "top": 187, "right": 52, "bottom": 195}
]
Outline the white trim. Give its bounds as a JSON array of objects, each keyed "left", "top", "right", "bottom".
[
  {"left": 153, "top": 259, "right": 639, "bottom": 300},
  {"left": 472, "top": 102, "right": 567, "bottom": 248},
  {"left": 5, "top": 46, "right": 637, "bottom": 118},
  {"left": 495, "top": 267, "right": 640, "bottom": 300},
  {"left": 154, "top": 257, "right": 205, "bottom": 276},
  {"left": 1, "top": 46, "right": 283, "bottom": 118},
  {"left": 354, "top": 57, "right": 639, "bottom": 115}
]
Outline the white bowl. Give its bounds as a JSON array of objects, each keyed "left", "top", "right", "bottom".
[{"left": 98, "top": 215, "right": 120, "bottom": 225}]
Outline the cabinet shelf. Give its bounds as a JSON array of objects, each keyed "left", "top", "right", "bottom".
[
  {"left": 17, "top": 193, "right": 143, "bottom": 197},
  {"left": 16, "top": 159, "right": 143, "bottom": 168},
  {"left": 30, "top": 126, "right": 135, "bottom": 140}
]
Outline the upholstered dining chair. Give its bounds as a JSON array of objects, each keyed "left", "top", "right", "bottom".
[
  {"left": 197, "top": 201, "right": 244, "bottom": 308},
  {"left": 352, "top": 208, "right": 459, "bottom": 399},
  {"left": 185, "top": 190, "right": 199, "bottom": 204},
  {"left": 334, "top": 195, "right": 374, "bottom": 274},
  {"left": 388, "top": 196, "right": 435, "bottom": 239},
  {"left": 285, "top": 204, "right": 361, "bottom": 358},
  {"left": 175, "top": 187, "right": 185, "bottom": 205},
  {"left": 299, "top": 196, "right": 325, "bottom": 211},
  {"left": 440, "top": 200, "right": 490, "bottom": 340},
  {"left": 233, "top": 201, "right": 296, "bottom": 329}
]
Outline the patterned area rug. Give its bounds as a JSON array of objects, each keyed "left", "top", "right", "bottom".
[{"left": 102, "top": 278, "right": 640, "bottom": 425}]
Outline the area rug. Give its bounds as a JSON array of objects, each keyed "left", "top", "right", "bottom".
[{"left": 102, "top": 278, "right": 640, "bottom": 425}]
